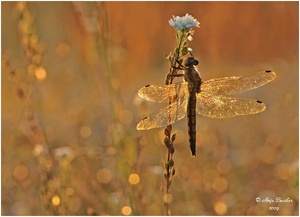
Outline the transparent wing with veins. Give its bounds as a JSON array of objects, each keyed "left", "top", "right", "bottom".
[
  {"left": 196, "top": 70, "right": 276, "bottom": 118},
  {"left": 138, "top": 82, "right": 189, "bottom": 103},
  {"left": 137, "top": 82, "right": 189, "bottom": 130},
  {"left": 196, "top": 92, "right": 267, "bottom": 118},
  {"left": 137, "top": 70, "right": 277, "bottom": 129},
  {"left": 201, "top": 70, "right": 276, "bottom": 95}
]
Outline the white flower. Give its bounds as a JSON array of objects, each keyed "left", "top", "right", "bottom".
[
  {"left": 53, "top": 146, "right": 75, "bottom": 160},
  {"left": 169, "top": 13, "right": 200, "bottom": 31}
]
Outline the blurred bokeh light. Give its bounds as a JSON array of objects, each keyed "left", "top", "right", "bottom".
[{"left": 1, "top": 1, "right": 298, "bottom": 215}]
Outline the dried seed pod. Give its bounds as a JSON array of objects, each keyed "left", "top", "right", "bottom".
[
  {"left": 172, "top": 168, "right": 176, "bottom": 176},
  {"left": 170, "top": 145, "right": 175, "bottom": 154},
  {"left": 171, "top": 133, "right": 176, "bottom": 141},
  {"left": 164, "top": 128, "right": 169, "bottom": 137},
  {"left": 168, "top": 159, "right": 174, "bottom": 167},
  {"left": 164, "top": 137, "right": 170, "bottom": 147}
]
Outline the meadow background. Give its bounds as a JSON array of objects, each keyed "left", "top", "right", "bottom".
[{"left": 1, "top": 1, "right": 298, "bottom": 215}]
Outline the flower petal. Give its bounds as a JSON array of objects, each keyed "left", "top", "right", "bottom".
[{"left": 169, "top": 14, "right": 200, "bottom": 31}]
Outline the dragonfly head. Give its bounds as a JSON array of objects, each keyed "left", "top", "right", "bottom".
[{"left": 185, "top": 57, "right": 199, "bottom": 68}]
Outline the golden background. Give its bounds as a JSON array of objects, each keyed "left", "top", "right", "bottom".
[{"left": 1, "top": 1, "right": 298, "bottom": 215}]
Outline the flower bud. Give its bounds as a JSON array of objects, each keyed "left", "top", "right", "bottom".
[
  {"left": 170, "top": 145, "right": 175, "bottom": 154},
  {"left": 164, "top": 137, "right": 170, "bottom": 147},
  {"left": 164, "top": 128, "right": 169, "bottom": 137},
  {"left": 168, "top": 159, "right": 174, "bottom": 167},
  {"left": 171, "top": 133, "right": 176, "bottom": 142},
  {"left": 172, "top": 168, "right": 176, "bottom": 176}
]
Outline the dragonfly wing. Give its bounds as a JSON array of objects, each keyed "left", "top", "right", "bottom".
[
  {"left": 137, "top": 93, "right": 189, "bottom": 130},
  {"left": 138, "top": 82, "right": 189, "bottom": 103},
  {"left": 201, "top": 70, "right": 276, "bottom": 95},
  {"left": 196, "top": 91, "right": 266, "bottom": 118}
]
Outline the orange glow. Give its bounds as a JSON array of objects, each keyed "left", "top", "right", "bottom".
[
  {"left": 65, "top": 187, "right": 74, "bottom": 196},
  {"left": 56, "top": 42, "right": 70, "bottom": 57},
  {"left": 16, "top": 2, "right": 26, "bottom": 11},
  {"left": 259, "top": 146, "right": 280, "bottom": 164},
  {"left": 163, "top": 194, "right": 173, "bottom": 203},
  {"left": 96, "top": 168, "right": 112, "bottom": 184},
  {"left": 32, "top": 54, "right": 42, "bottom": 65},
  {"left": 12, "top": 164, "right": 29, "bottom": 181},
  {"left": 52, "top": 195, "right": 61, "bottom": 206},
  {"left": 274, "top": 163, "right": 290, "bottom": 180},
  {"left": 213, "top": 177, "right": 228, "bottom": 193},
  {"left": 80, "top": 126, "right": 91, "bottom": 138},
  {"left": 214, "top": 201, "right": 227, "bottom": 215},
  {"left": 122, "top": 206, "right": 132, "bottom": 215},
  {"left": 128, "top": 173, "right": 140, "bottom": 185},
  {"left": 216, "top": 159, "right": 232, "bottom": 174},
  {"left": 1, "top": 2, "right": 297, "bottom": 215},
  {"left": 35, "top": 67, "right": 47, "bottom": 81}
]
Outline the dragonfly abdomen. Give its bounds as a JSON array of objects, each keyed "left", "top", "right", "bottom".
[{"left": 187, "top": 92, "right": 197, "bottom": 156}]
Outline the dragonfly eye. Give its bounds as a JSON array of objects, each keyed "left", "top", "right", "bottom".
[{"left": 185, "top": 57, "right": 199, "bottom": 67}]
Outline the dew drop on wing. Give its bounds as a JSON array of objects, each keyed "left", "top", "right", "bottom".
[
  {"left": 145, "top": 84, "right": 150, "bottom": 87},
  {"left": 257, "top": 100, "right": 263, "bottom": 103},
  {"left": 265, "top": 70, "right": 272, "bottom": 73}
]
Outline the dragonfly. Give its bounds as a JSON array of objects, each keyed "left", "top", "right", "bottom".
[{"left": 136, "top": 57, "right": 276, "bottom": 157}]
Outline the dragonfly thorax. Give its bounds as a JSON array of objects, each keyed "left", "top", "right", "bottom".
[{"left": 184, "top": 57, "right": 202, "bottom": 93}]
